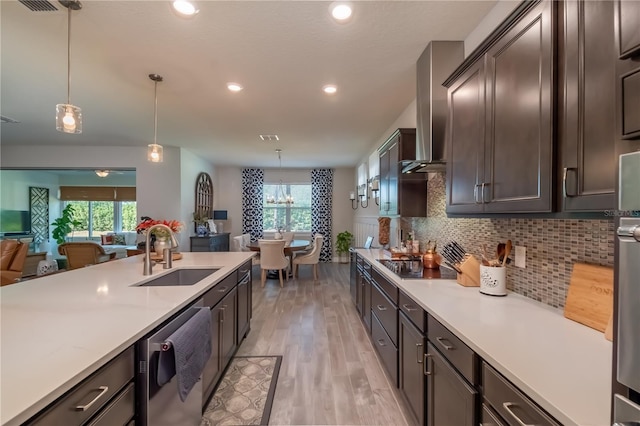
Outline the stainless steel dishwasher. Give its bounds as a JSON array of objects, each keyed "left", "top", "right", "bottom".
[{"left": 137, "top": 300, "right": 204, "bottom": 426}]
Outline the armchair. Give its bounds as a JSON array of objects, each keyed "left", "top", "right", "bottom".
[
  {"left": 0, "top": 240, "right": 29, "bottom": 286},
  {"left": 58, "top": 242, "right": 117, "bottom": 270}
]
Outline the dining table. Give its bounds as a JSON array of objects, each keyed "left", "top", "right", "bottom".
[{"left": 248, "top": 239, "right": 310, "bottom": 277}]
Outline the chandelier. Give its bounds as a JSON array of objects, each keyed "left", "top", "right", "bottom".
[{"left": 266, "top": 149, "right": 294, "bottom": 205}]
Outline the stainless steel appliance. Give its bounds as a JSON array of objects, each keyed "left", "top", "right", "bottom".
[
  {"left": 137, "top": 300, "right": 204, "bottom": 426},
  {"left": 613, "top": 151, "right": 640, "bottom": 425}
]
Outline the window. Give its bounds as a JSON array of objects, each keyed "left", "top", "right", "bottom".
[
  {"left": 263, "top": 184, "right": 311, "bottom": 232},
  {"left": 64, "top": 200, "right": 137, "bottom": 238}
]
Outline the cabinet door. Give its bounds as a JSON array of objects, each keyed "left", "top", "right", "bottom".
[
  {"left": 220, "top": 287, "right": 237, "bottom": 369},
  {"left": 426, "top": 342, "right": 478, "bottom": 426},
  {"left": 237, "top": 274, "right": 250, "bottom": 342},
  {"left": 483, "top": 0, "right": 554, "bottom": 213},
  {"left": 379, "top": 148, "right": 391, "bottom": 214},
  {"left": 446, "top": 61, "right": 486, "bottom": 214},
  {"left": 561, "top": 0, "right": 616, "bottom": 211},
  {"left": 203, "top": 305, "right": 222, "bottom": 403},
  {"left": 618, "top": 0, "right": 640, "bottom": 58},
  {"left": 399, "top": 313, "right": 426, "bottom": 425},
  {"left": 387, "top": 141, "right": 399, "bottom": 216}
]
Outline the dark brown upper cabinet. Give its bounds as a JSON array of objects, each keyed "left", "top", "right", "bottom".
[
  {"left": 445, "top": 0, "right": 554, "bottom": 214},
  {"left": 559, "top": 0, "right": 617, "bottom": 211},
  {"left": 379, "top": 129, "right": 427, "bottom": 217},
  {"left": 617, "top": 0, "right": 640, "bottom": 59}
]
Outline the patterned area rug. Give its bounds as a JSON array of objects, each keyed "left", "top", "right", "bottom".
[{"left": 201, "top": 356, "right": 282, "bottom": 426}]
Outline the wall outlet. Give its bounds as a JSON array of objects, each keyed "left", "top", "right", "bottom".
[{"left": 515, "top": 246, "right": 526, "bottom": 268}]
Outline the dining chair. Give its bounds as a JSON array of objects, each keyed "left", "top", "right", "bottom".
[
  {"left": 58, "top": 242, "right": 117, "bottom": 270},
  {"left": 233, "top": 234, "right": 260, "bottom": 265},
  {"left": 281, "top": 232, "right": 295, "bottom": 244},
  {"left": 293, "top": 234, "right": 324, "bottom": 280},
  {"left": 258, "top": 239, "right": 289, "bottom": 287}
]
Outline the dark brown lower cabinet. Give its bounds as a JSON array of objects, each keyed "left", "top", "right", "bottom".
[
  {"left": 426, "top": 342, "right": 478, "bottom": 426},
  {"left": 362, "top": 267, "right": 372, "bottom": 334},
  {"left": 202, "top": 304, "right": 222, "bottom": 402},
  {"left": 399, "top": 312, "right": 426, "bottom": 425},
  {"left": 220, "top": 288, "right": 237, "bottom": 370}
]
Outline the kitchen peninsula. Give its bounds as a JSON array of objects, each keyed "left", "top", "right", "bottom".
[
  {"left": 0, "top": 252, "right": 254, "bottom": 426},
  {"left": 355, "top": 248, "right": 611, "bottom": 426}
]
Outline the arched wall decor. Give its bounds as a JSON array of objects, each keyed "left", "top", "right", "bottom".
[{"left": 195, "top": 172, "right": 214, "bottom": 231}]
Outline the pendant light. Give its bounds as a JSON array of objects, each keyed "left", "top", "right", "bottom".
[
  {"left": 147, "top": 73, "right": 164, "bottom": 163},
  {"left": 55, "top": 0, "right": 83, "bottom": 134},
  {"left": 266, "top": 149, "right": 294, "bottom": 204}
]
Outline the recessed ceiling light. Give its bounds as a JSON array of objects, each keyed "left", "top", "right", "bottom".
[
  {"left": 260, "top": 134, "right": 280, "bottom": 141},
  {"left": 330, "top": 2, "right": 352, "bottom": 22},
  {"left": 323, "top": 85, "right": 337, "bottom": 94},
  {"left": 171, "top": 0, "right": 199, "bottom": 17},
  {"left": 227, "top": 83, "right": 243, "bottom": 92}
]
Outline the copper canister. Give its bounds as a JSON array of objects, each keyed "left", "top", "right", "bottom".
[{"left": 423, "top": 251, "right": 441, "bottom": 269}]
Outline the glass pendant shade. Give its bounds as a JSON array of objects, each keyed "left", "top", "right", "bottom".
[
  {"left": 55, "top": 104, "right": 82, "bottom": 134},
  {"left": 147, "top": 143, "right": 163, "bottom": 163}
]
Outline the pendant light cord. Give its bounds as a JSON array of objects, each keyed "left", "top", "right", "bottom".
[
  {"left": 153, "top": 80, "right": 158, "bottom": 145},
  {"left": 66, "top": 5, "right": 72, "bottom": 104}
]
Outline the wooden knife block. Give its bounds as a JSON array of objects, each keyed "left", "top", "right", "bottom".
[{"left": 456, "top": 255, "right": 481, "bottom": 287}]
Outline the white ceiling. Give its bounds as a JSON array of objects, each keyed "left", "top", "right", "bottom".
[{"left": 1, "top": 0, "right": 497, "bottom": 169}]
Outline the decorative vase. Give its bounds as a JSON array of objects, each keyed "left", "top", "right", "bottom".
[
  {"left": 154, "top": 236, "right": 170, "bottom": 257},
  {"left": 197, "top": 224, "right": 208, "bottom": 237}
]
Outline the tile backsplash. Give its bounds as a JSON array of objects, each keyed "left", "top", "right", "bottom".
[{"left": 403, "top": 173, "right": 614, "bottom": 309}]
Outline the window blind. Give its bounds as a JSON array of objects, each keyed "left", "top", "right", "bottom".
[{"left": 59, "top": 186, "right": 136, "bottom": 201}]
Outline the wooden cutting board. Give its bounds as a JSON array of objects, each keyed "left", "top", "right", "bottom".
[{"left": 564, "top": 263, "right": 614, "bottom": 333}]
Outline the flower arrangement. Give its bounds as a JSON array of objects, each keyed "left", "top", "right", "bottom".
[{"left": 136, "top": 217, "right": 184, "bottom": 239}]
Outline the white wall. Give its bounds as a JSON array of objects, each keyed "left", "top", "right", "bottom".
[
  {"left": 464, "top": 0, "right": 520, "bottom": 55},
  {"left": 1, "top": 144, "right": 207, "bottom": 251},
  {"left": 180, "top": 149, "right": 217, "bottom": 249}
]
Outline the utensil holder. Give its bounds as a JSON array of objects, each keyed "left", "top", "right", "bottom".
[
  {"left": 456, "top": 255, "right": 481, "bottom": 287},
  {"left": 479, "top": 264, "right": 507, "bottom": 296}
]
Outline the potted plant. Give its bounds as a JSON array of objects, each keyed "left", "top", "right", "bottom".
[
  {"left": 335, "top": 230, "right": 354, "bottom": 264},
  {"left": 51, "top": 204, "right": 82, "bottom": 245}
]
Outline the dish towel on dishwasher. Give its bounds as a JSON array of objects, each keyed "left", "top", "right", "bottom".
[{"left": 157, "top": 307, "right": 211, "bottom": 401}]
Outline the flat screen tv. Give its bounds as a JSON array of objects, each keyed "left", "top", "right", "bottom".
[{"left": 0, "top": 210, "right": 31, "bottom": 235}]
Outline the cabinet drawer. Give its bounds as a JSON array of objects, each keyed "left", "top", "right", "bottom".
[
  {"left": 371, "top": 312, "right": 398, "bottom": 386},
  {"left": 87, "top": 382, "right": 135, "bottom": 426},
  {"left": 399, "top": 291, "right": 426, "bottom": 333},
  {"left": 203, "top": 273, "right": 235, "bottom": 308},
  {"left": 371, "top": 268, "right": 398, "bottom": 304},
  {"left": 482, "top": 403, "right": 506, "bottom": 426},
  {"left": 371, "top": 282, "right": 398, "bottom": 346},
  {"left": 428, "top": 316, "right": 477, "bottom": 385},
  {"left": 237, "top": 260, "right": 252, "bottom": 281},
  {"left": 482, "top": 362, "right": 560, "bottom": 426},
  {"left": 28, "top": 346, "right": 134, "bottom": 426}
]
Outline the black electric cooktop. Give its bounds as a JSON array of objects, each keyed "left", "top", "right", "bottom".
[{"left": 377, "top": 258, "right": 458, "bottom": 280}]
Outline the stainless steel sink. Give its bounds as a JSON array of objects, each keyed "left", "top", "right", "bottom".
[{"left": 137, "top": 268, "right": 219, "bottom": 286}]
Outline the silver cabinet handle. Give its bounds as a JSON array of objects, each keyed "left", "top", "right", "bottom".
[
  {"left": 416, "top": 343, "right": 423, "bottom": 364},
  {"left": 376, "top": 304, "right": 387, "bottom": 311},
  {"left": 402, "top": 303, "right": 417, "bottom": 312},
  {"left": 423, "top": 353, "right": 432, "bottom": 376},
  {"left": 435, "top": 336, "right": 454, "bottom": 350},
  {"left": 481, "top": 182, "right": 490, "bottom": 203},
  {"left": 218, "top": 286, "right": 228, "bottom": 293},
  {"left": 221, "top": 306, "right": 226, "bottom": 322},
  {"left": 377, "top": 339, "right": 387, "bottom": 347},
  {"left": 474, "top": 184, "right": 481, "bottom": 204},
  {"left": 75, "top": 386, "right": 109, "bottom": 411},
  {"left": 563, "top": 167, "right": 577, "bottom": 198},
  {"left": 502, "top": 402, "right": 535, "bottom": 426}
]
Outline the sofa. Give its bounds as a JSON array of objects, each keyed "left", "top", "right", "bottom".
[{"left": 100, "top": 232, "right": 141, "bottom": 258}]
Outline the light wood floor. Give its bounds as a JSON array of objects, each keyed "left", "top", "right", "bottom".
[{"left": 236, "top": 262, "right": 414, "bottom": 426}]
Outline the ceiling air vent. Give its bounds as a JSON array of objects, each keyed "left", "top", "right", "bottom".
[
  {"left": 18, "top": 0, "right": 58, "bottom": 11},
  {"left": 259, "top": 134, "right": 280, "bottom": 142}
]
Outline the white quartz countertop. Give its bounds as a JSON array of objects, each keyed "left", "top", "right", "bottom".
[
  {"left": 0, "top": 252, "right": 254, "bottom": 426},
  {"left": 357, "top": 249, "right": 612, "bottom": 426}
]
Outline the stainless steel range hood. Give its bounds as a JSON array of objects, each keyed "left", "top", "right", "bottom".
[{"left": 402, "top": 41, "right": 464, "bottom": 174}]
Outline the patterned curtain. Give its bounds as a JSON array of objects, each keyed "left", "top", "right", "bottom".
[
  {"left": 311, "top": 169, "right": 333, "bottom": 262},
  {"left": 242, "top": 169, "right": 264, "bottom": 242}
]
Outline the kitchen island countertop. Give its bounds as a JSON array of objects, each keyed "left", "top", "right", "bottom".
[
  {"left": 0, "top": 252, "right": 254, "bottom": 426},
  {"left": 357, "top": 248, "right": 611, "bottom": 426}
]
